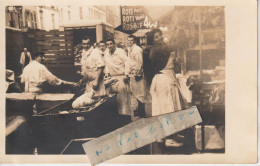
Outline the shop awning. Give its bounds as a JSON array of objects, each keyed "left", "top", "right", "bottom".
[
  {"left": 132, "top": 29, "right": 150, "bottom": 37},
  {"left": 60, "top": 20, "right": 113, "bottom": 29}
]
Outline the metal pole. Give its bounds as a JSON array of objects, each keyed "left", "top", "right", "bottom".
[
  {"left": 198, "top": 7, "right": 205, "bottom": 152},
  {"left": 198, "top": 7, "right": 203, "bottom": 78}
]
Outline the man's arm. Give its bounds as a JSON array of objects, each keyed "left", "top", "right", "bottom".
[
  {"left": 42, "top": 66, "right": 62, "bottom": 85},
  {"left": 134, "top": 47, "right": 144, "bottom": 76},
  {"left": 20, "top": 53, "right": 24, "bottom": 65},
  {"left": 93, "top": 67, "right": 104, "bottom": 90},
  {"left": 93, "top": 53, "right": 105, "bottom": 90},
  {"left": 28, "top": 52, "right": 32, "bottom": 62},
  {"left": 119, "top": 49, "right": 131, "bottom": 83},
  {"left": 119, "top": 49, "right": 130, "bottom": 76}
]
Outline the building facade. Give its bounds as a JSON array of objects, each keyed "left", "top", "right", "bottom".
[
  {"left": 58, "top": 5, "right": 107, "bottom": 26},
  {"left": 6, "top": 6, "right": 38, "bottom": 31},
  {"left": 36, "top": 6, "right": 60, "bottom": 31}
]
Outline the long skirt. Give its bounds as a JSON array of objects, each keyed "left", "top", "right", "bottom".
[{"left": 150, "top": 72, "right": 188, "bottom": 116}]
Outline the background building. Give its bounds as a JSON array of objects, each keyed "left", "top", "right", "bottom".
[
  {"left": 58, "top": 5, "right": 106, "bottom": 26},
  {"left": 36, "top": 6, "right": 60, "bottom": 31}
]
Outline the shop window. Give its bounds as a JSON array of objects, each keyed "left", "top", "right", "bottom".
[
  {"left": 68, "top": 11, "right": 71, "bottom": 21},
  {"left": 25, "top": 11, "right": 30, "bottom": 28},
  {"left": 19, "top": 12, "right": 23, "bottom": 28},
  {"left": 60, "top": 8, "right": 63, "bottom": 22},
  {"left": 40, "top": 10, "right": 44, "bottom": 29},
  {"left": 33, "top": 12, "right": 37, "bottom": 29},
  {"left": 79, "top": 7, "right": 83, "bottom": 20},
  {"left": 30, "top": 13, "right": 34, "bottom": 29},
  {"left": 52, "top": 14, "right": 55, "bottom": 29}
]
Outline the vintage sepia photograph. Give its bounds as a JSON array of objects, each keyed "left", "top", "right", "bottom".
[
  {"left": 5, "top": 5, "right": 225, "bottom": 161},
  {"left": 2, "top": 1, "right": 256, "bottom": 164}
]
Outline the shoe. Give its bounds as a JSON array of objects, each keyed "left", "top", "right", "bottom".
[
  {"left": 157, "top": 138, "right": 164, "bottom": 143},
  {"left": 165, "top": 139, "right": 183, "bottom": 148},
  {"left": 176, "top": 134, "right": 185, "bottom": 139}
]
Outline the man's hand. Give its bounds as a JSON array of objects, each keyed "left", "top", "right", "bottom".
[
  {"left": 92, "top": 80, "right": 99, "bottom": 91},
  {"left": 104, "top": 73, "right": 111, "bottom": 79},
  {"left": 135, "top": 75, "right": 143, "bottom": 81},
  {"left": 123, "top": 75, "right": 130, "bottom": 83}
]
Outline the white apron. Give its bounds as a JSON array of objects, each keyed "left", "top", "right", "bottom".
[{"left": 150, "top": 54, "right": 188, "bottom": 116}]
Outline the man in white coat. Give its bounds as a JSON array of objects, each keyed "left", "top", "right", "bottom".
[
  {"left": 127, "top": 35, "right": 150, "bottom": 121},
  {"left": 21, "top": 52, "right": 75, "bottom": 93},
  {"left": 104, "top": 38, "right": 131, "bottom": 116}
]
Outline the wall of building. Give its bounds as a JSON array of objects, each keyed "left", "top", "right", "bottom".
[
  {"left": 6, "top": 28, "right": 26, "bottom": 75},
  {"left": 59, "top": 5, "right": 106, "bottom": 26},
  {"left": 36, "top": 6, "right": 60, "bottom": 31}
]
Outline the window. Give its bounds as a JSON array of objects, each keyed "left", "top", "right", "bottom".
[
  {"left": 18, "top": 12, "right": 23, "bottom": 28},
  {"left": 60, "top": 8, "right": 63, "bottom": 22},
  {"left": 68, "top": 11, "right": 71, "bottom": 21},
  {"left": 25, "top": 11, "right": 30, "bottom": 28},
  {"left": 52, "top": 14, "right": 55, "bottom": 29},
  {"left": 30, "top": 13, "right": 34, "bottom": 29},
  {"left": 8, "top": 12, "right": 14, "bottom": 27},
  {"left": 39, "top": 10, "right": 44, "bottom": 29},
  {"left": 79, "top": 7, "right": 83, "bottom": 20}
]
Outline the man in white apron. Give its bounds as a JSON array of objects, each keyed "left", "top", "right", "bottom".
[
  {"left": 72, "top": 40, "right": 106, "bottom": 109},
  {"left": 127, "top": 35, "right": 150, "bottom": 121},
  {"left": 104, "top": 38, "right": 131, "bottom": 116}
]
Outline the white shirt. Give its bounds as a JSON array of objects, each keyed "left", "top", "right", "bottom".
[
  {"left": 81, "top": 48, "right": 105, "bottom": 81},
  {"left": 127, "top": 44, "right": 143, "bottom": 76},
  {"left": 21, "top": 61, "right": 62, "bottom": 93},
  {"left": 81, "top": 46, "right": 94, "bottom": 75},
  {"left": 104, "top": 47, "right": 130, "bottom": 76}
]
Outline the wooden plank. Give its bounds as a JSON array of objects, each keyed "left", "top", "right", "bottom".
[
  {"left": 35, "top": 41, "right": 73, "bottom": 45},
  {"left": 34, "top": 46, "right": 73, "bottom": 50},
  {"left": 44, "top": 59, "right": 74, "bottom": 63},
  {"left": 28, "top": 35, "right": 73, "bottom": 39},
  {"left": 45, "top": 50, "right": 73, "bottom": 54},
  {"left": 6, "top": 116, "right": 26, "bottom": 136},
  {"left": 44, "top": 55, "right": 74, "bottom": 59},
  {"left": 36, "top": 94, "right": 74, "bottom": 101},
  {"left": 34, "top": 44, "right": 73, "bottom": 48},
  {"left": 28, "top": 36, "right": 73, "bottom": 40},
  {"left": 6, "top": 93, "right": 36, "bottom": 100},
  {"left": 45, "top": 64, "right": 74, "bottom": 68},
  {"left": 82, "top": 106, "right": 202, "bottom": 165},
  {"left": 33, "top": 31, "right": 73, "bottom": 35},
  {"left": 44, "top": 54, "right": 73, "bottom": 57}
]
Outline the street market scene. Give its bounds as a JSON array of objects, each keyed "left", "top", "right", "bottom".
[{"left": 5, "top": 5, "right": 225, "bottom": 160}]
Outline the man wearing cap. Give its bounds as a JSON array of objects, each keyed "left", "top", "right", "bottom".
[{"left": 21, "top": 52, "right": 75, "bottom": 93}]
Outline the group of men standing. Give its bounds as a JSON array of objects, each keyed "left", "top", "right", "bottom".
[
  {"left": 18, "top": 35, "right": 151, "bottom": 121},
  {"left": 74, "top": 35, "right": 151, "bottom": 121}
]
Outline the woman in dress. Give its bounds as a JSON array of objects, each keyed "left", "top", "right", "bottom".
[{"left": 147, "top": 28, "right": 188, "bottom": 116}]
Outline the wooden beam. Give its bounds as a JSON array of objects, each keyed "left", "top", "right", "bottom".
[
  {"left": 6, "top": 116, "right": 26, "bottom": 136},
  {"left": 6, "top": 93, "right": 74, "bottom": 101},
  {"left": 35, "top": 94, "right": 74, "bottom": 101},
  {"left": 6, "top": 93, "right": 36, "bottom": 100}
]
